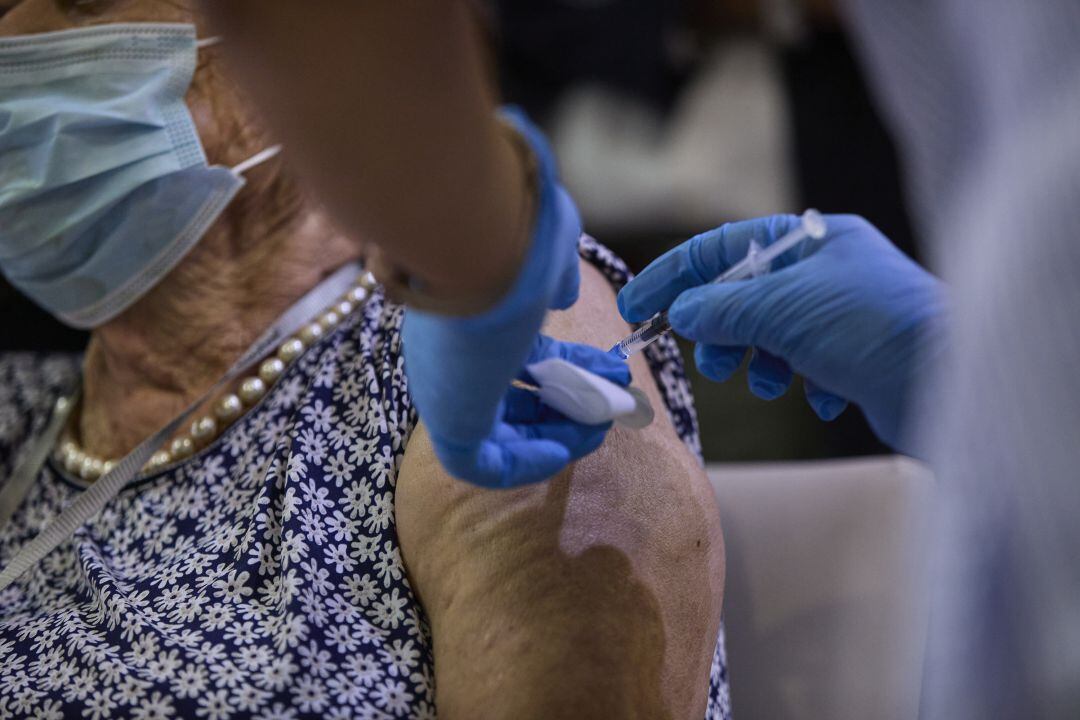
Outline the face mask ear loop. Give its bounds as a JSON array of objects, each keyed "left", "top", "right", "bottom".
[
  {"left": 231, "top": 145, "right": 283, "bottom": 176},
  {"left": 196, "top": 36, "right": 223, "bottom": 49}
]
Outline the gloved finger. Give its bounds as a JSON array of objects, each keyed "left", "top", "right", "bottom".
[
  {"left": 804, "top": 379, "right": 848, "bottom": 421},
  {"left": 667, "top": 272, "right": 787, "bottom": 350},
  {"left": 525, "top": 334, "right": 631, "bottom": 386},
  {"left": 512, "top": 418, "right": 608, "bottom": 451},
  {"left": 567, "top": 423, "right": 610, "bottom": 459},
  {"left": 746, "top": 348, "right": 793, "bottom": 400},
  {"left": 514, "top": 419, "right": 613, "bottom": 459},
  {"left": 694, "top": 343, "right": 747, "bottom": 383},
  {"left": 434, "top": 436, "right": 573, "bottom": 488},
  {"left": 502, "top": 391, "right": 614, "bottom": 440},
  {"left": 503, "top": 386, "right": 544, "bottom": 424},
  {"left": 617, "top": 214, "right": 802, "bottom": 323},
  {"left": 491, "top": 439, "right": 574, "bottom": 488}
]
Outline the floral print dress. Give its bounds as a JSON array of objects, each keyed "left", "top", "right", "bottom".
[{"left": 0, "top": 238, "right": 731, "bottom": 719}]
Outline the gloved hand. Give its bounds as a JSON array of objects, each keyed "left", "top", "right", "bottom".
[
  {"left": 617, "top": 214, "right": 947, "bottom": 451},
  {"left": 403, "top": 107, "right": 614, "bottom": 487},
  {"left": 419, "top": 334, "right": 631, "bottom": 488}
]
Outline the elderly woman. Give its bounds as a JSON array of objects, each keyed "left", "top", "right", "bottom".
[{"left": 0, "top": 1, "right": 727, "bottom": 718}]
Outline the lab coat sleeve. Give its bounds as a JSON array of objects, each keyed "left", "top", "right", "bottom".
[{"left": 840, "top": 1, "right": 1080, "bottom": 717}]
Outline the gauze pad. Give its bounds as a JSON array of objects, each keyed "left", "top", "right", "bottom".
[{"left": 525, "top": 358, "right": 654, "bottom": 429}]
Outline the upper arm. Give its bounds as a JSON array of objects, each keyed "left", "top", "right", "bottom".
[
  {"left": 396, "top": 260, "right": 725, "bottom": 720},
  {"left": 197, "top": 1, "right": 527, "bottom": 307}
]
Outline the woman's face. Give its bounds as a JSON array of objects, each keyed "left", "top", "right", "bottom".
[{"left": 0, "top": 0, "right": 269, "bottom": 171}]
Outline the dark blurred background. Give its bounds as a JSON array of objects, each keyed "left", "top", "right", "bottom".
[{"left": 1, "top": 0, "right": 918, "bottom": 462}]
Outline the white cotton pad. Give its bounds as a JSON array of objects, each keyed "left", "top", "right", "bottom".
[{"left": 525, "top": 358, "right": 654, "bottom": 429}]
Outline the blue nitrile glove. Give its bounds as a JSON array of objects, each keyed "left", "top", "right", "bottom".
[
  {"left": 617, "top": 214, "right": 947, "bottom": 451},
  {"left": 403, "top": 108, "right": 615, "bottom": 487},
  {"left": 422, "top": 334, "right": 631, "bottom": 488}
]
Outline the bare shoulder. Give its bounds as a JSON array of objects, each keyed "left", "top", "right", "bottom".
[{"left": 396, "top": 259, "right": 724, "bottom": 720}]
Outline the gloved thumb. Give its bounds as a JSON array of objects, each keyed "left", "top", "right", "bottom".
[
  {"left": 529, "top": 334, "right": 631, "bottom": 387},
  {"left": 617, "top": 214, "right": 802, "bottom": 323},
  {"left": 667, "top": 273, "right": 791, "bottom": 352}
]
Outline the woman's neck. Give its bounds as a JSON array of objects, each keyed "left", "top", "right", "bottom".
[{"left": 79, "top": 211, "right": 360, "bottom": 460}]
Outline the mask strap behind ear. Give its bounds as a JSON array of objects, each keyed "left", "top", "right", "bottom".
[
  {"left": 196, "top": 36, "right": 223, "bottom": 49},
  {"left": 232, "top": 145, "right": 283, "bottom": 176}
]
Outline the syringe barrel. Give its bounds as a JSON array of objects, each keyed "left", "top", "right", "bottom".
[
  {"left": 610, "top": 209, "right": 827, "bottom": 360},
  {"left": 610, "top": 311, "right": 672, "bottom": 359}
]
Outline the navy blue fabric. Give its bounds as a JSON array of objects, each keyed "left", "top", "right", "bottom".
[{"left": 0, "top": 238, "right": 729, "bottom": 718}]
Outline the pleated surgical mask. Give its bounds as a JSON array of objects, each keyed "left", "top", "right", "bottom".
[{"left": 0, "top": 23, "right": 279, "bottom": 328}]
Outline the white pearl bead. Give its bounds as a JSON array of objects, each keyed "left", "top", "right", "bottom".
[
  {"left": 239, "top": 377, "right": 267, "bottom": 405},
  {"left": 215, "top": 394, "right": 243, "bottom": 422},
  {"left": 65, "top": 447, "right": 85, "bottom": 473},
  {"left": 170, "top": 436, "right": 195, "bottom": 460},
  {"left": 318, "top": 311, "right": 340, "bottom": 330},
  {"left": 258, "top": 358, "right": 286, "bottom": 384},
  {"left": 277, "top": 338, "right": 305, "bottom": 363},
  {"left": 191, "top": 416, "right": 218, "bottom": 444},
  {"left": 146, "top": 450, "right": 171, "bottom": 471},
  {"left": 80, "top": 457, "right": 104, "bottom": 481},
  {"left": 61, "top": 439, "right": 77, "bottom": 454},
  {"left": 299, "top": 323, "right": 323, "bottom": 345},
  {"left": 53, "top": 282, "right": 378, "bottom": 481}
]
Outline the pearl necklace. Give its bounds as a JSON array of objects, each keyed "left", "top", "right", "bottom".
[{"left": 55, "top": 271, "right": 378, "bottom": 482}]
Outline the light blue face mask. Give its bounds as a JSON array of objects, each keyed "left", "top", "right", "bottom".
[{"left": 0, "top": 23, "right": 279, "bottom": 328}]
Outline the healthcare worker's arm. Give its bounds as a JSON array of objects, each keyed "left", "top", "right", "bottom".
[
  {"left": 397, "top": 260, "right": 724, "bottom": 719},
  {"left": 618, "top": 214, "right": 947, "bottom": 452},
  {"left": 200, "top": 2, "right": 610, "bottom": 488},
  {"left": 197, "top": 1, "right": 531, "bottom": 312}
]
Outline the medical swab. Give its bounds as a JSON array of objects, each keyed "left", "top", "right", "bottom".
[
  {"left": 511, "top": 361, "right": 655, "bottom": 429},
  {"left": 610, "top": 209, "right": 828, "bottom": 360}
]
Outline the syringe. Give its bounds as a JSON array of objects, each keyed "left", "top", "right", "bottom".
[{"left": 610, "top": 209, "right": 828, "bottom": 360}]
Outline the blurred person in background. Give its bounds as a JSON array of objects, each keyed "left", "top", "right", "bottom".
[
  {"left": 0, "top": 1, "right": 729, "bottom": 717},
  {"left": 616, "top": 1, "right": 1080, "bottom": 718}
]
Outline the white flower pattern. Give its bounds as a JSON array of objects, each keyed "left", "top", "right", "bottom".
[{"left": 0, "top": 238, "right": 729, "bottom": 718}]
